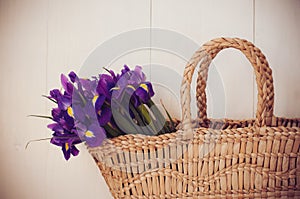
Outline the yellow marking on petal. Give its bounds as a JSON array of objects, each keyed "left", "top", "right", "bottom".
[
  {"left": 140, "top": 83, "right": 148, "bottom": 92},
  {"left": 85, "top": 130, "right": 95, "bottom": 138},
  {"left": 127, "top": 85, "right": 136, "bottom": 90},
  {"left": 110, "top": 86, "right": 120, "bottom": 91},
  {"left": 92, "top": 95, "right": 99, "bottom": 105},
  {"left": 65, "top": 143, "right": 69, "bottom": 151},
  {"left": 97, "top": 110, "right": 102, "bottom": 115},
  {"left": 67, "top": 106, "right": 74, "bottom": 118}
]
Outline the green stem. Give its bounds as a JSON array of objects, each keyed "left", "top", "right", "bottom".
[
  {"left": 146, "top": 100, "right": 166, "bottom": 135},
  {"left": 137, "top": 104, "right": 157, "bottom": 134},
  {"left": 128, "top": 102, "right": 148, "bottom": 135},
  {"left": 111, "top": 98, "right": 139, "bottom": 134},
  {"left": 103, "top": 123, "right": 121, "bottom": 137}
]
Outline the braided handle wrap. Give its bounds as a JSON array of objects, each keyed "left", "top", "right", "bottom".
[{"left": 180, "top": 38, "right": 274, "bottom": 138}]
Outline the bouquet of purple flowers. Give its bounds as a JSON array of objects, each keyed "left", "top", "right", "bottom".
[{"left": 35, "top": 65, "right": 176, "bottom": 160}]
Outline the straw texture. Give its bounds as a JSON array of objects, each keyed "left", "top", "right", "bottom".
[{"left": 89, "top": 38, "right": 300, "bottom": 198}]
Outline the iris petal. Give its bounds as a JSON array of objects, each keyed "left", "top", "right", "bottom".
[
  {"left": 61, "top": 74, "right": 70, "bottom": 94},
  {"left": 68, "top": 71, "right": 78, "bottom": 83},
  {"left": 98, "top": 107, "right": 112, "bottom": 126},
  {"left": 84, "top": 124, "right": 106, "bottom": 147},
  {"left": 71, "top": 146, "right": 79, "bottom": 156},
  {"left": 62, "top": 146, "right": 71, "bottom": 160}
]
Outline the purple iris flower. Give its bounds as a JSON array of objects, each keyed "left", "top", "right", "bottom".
[
  {"left": 94, "top": 95, "right": 112, "bottom": 126},
  {"left": 121, "top": 64, "right": 130, "bottom": 76},
  {"left": 48, "top": 112, "right": 79, "bottom": 160},
  {"left": 68, "top": 71, "right": 77, "bottom": 83},
  {"left": 48, "top": 114, "right": 80, "bottom": 160},
  {"left": 49, "top": 89, "right": 71, "bottom": 110},
  {"left": 48, "top": 91, "right": 74, "bottom": 133},
  {"left": 48, "top": 70, "right": 110, "bottom": 159},
  {"left": 72, "top": 81, "right": 107, "bottom": 147},
  {"left": 74, "top": 122, "right": 106, "bottom": 147},
  {"left": 96, "top": 74, "right": 115, "bottom": 100},
  {"left": 61, "top": 74, "right": 73, "bottom": 95},
  {"left": 72, "top": 99, "right": 97, "bottom": 125},
  {"left": 80, "top": 78, "right": 98, "bottom": 99},
  {"left": 49, "top": 130, "right": 81, "bottom": 160},
  {"left": 135, "top": 82, "right": 154, "bottom": 104},
  {"left": 111, "top": 65, "right": 154, "bottom": 107},
  {"left": 48, "top": 72, "right": 84, "bottom": 160},
  {"left": 46, "top": 66, "right": 157, "bottom": 160},
  {"left": 130, "top": 65, "right": 146, "bottom": 84}
]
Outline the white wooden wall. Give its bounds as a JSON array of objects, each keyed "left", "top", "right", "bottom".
[{"left": 0, "top": 1, "right": 299, "bottom": 198}]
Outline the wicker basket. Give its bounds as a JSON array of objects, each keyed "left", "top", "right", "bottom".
[{"left": 89, "top": 38, "right": 300, "bottom": 198}]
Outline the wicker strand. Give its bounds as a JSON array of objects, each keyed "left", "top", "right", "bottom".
[
  {"left": 89, "top": 123, "right": 300, "bottom": 198},
  {"left": 181, "top": 38, "right": 274, "bottom": 133}
]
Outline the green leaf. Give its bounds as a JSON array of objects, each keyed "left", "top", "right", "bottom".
[
  {"left": 103, "top": 123, "right": 121, "bottom": 137},
  {"left": 146, "top": 100, "right": 167, "bottom": 135},
  {"left": 129, "top": 103, "right": 144, "bottom": 125},
  {"left": 160, "top": 99, "right": 175, "bottom": 131},
  {"left": 25, "top": 137, "right": 52, "bottom": 149},
  {"left": 114, "top": 91, "right": 152, "bottom": 135},
  {"left": 130, "top": 101, "right": 159, "bottom": 135},
  {"left": 137, "top": 104, "right": 151, "bottom": 124},
  {"left": 111, "top": 98, "right": 139, "bottom": 134},
  {"left": 42, "top": 95, "right": 57, "bottom": 103},
  {"left": 102, "top": 67, "right": 111, "bottom": 74},
  {"left": 113, "top": 112, "right": 138, "bottom": 133},
  {"left": 28, "top": 115, "right": 53, "bottom": 120},
  {"left": 128, "top": 103, "right": 148, "bottom": 135},
  {"left": 137, "top": 104, "right": 158, "bottom": 135}
]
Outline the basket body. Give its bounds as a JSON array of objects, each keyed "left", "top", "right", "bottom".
[
  {"left": 89, "top": 117, "right": 300, "bottom": 198},
  {"left": 88, "top": 38, "right": 300, "bottom": 198}
]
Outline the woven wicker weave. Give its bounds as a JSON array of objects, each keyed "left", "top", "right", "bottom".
[{"left": 89, "top": 38, "right": 300, "bottom": 198}]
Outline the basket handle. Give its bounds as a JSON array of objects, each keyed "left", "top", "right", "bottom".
[{"left": 180, "top": 38, "right": 274, "bottom": 137}]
